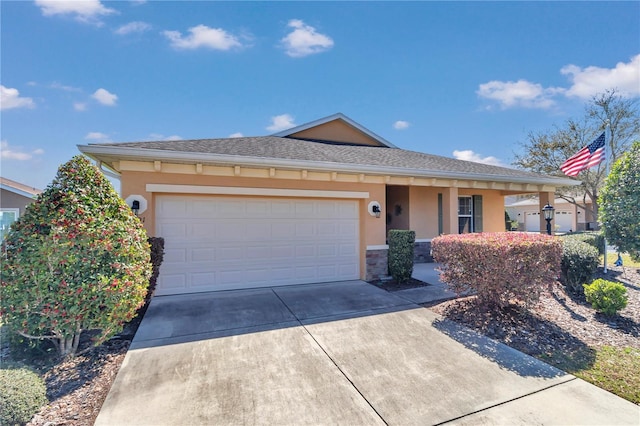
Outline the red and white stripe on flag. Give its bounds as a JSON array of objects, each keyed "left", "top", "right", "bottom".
[{"left": 560, "top": 133, "right": 606, "bottom": 177}]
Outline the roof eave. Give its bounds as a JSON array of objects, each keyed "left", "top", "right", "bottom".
[{"left": 78, "top": 144, "right": 580, "bottom": 188}]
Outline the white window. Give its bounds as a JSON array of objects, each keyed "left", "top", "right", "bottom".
[
  {"left": 458, "top": 196, "right": 472, "bottom": 233},
  {"left": 458, "top": 195, "right": 483, "bottom": 234},
  {"left": 0, "top": 209, "right": 20, "bottom": 241}
]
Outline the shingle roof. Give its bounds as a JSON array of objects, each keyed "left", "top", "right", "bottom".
[{"left": 94, "top": 136, "right": 565, "bottom": 183}]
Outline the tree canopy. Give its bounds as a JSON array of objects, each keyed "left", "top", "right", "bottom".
[
  {"left": 513, "top": 89, "right": 640, "bottom": 221},
  {"left": 599, "top": 141, "right": 640, "bottom": 261}
]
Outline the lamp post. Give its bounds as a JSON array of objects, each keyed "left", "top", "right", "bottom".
[{"left": 542, "top": 203, "right": 555, "bottom": 235}]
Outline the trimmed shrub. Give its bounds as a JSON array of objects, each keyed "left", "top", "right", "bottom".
[
  {"left": 560, "top": 232, "right": 605, "bottom": 255},
  {"left": 145, "top": 237, "right": 165, "bottom": 303},
  {"left": 561, "top": 239, "right": 599, "bottom": 293},
  {"left": 0, "top": 366, "right": 48, "bottom": 425},
  {"left": 431, "top": 232, "right": 562, "bottom": 309},
  {"left": 0, "top": 156, "right": 152, "bottom": 357},
  {"left": 584, "top": 279, "right": 628, "bottom": 316},
  {"left": 388, "top": 230, "right": 415, "bottom": 283}
]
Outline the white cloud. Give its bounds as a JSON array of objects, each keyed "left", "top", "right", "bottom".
[
  {"left": 453, "top": 150, "right": 505, "bottom": 167},
  {"left": 85, "top": 132, "right": 110, "bottom": 142},
  {"left": 229, "top": 132, "right": 244, "bottom": 138},
  {"left": 478, "top": 55, "right": 640, "bottom": 110},
  {"left": 35, "top": 0, "right": 116, "bottom": 25},
  {"left": 115, "top": 21, "right": 152, "bottom": 35},
  {"left": 50, "top": 82, "right": 81, "bottom": 92},
  {"left": 266, "top": 114, "right": 296, "bottom": 132},
  {"left": 1, "top": 85, "right": 35, "bottom": 110},
  {"left": 163, "top": 25, "right": 243, "bottom": 50},
  {"left": 476, "top": 80, "right": 561, "bottom": 109},
  {"left": 281, "top": 19, "right": 334, "bottom": 58},
  {"left": 562, "top": 54, "right": 640, "bottom": 99},
  {"left": 148, "top": 133, "right": 182, "bottom": 141},
  {"left": 91, "top": 88, "right": 118, "bottom": 106},
  {"left": 0, "top": 140, "right": 44, "bottom": 161},
  {"left": 73, "top": 102, "right": 87, "bottom": 111},
  {"left": 393, "top": 120, "right": 410, "bottom": 130}
]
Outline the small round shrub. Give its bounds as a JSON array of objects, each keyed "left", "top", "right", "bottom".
[
  {"left": 584, "top": 279, "right": 628, "bottom": 316},
  {"left": 561, "top": 239, "right": 599, "bottom": 293},
  {"left": 0, "top": 366, "right": 48, "bottom": 425}
]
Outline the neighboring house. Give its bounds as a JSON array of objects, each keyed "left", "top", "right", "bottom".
[
  {"left": 79, "top": 113, "right": 576, "bottom": 295},
  {"left": 0, "top": 177, "right": 42, "bottom": 240},
  {"left": 505, "top": 197, "right": 596, "bottom": 233}
]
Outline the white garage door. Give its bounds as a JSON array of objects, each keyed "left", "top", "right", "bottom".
[
  {"left": 554, "top": 210, "right": 574, "bottom": 232},
  {"left": 155, "top": 195, "right": 360, "bottom": 295},
  {"left": 526, "top": 210, "right": 574, "bottom": 232}
]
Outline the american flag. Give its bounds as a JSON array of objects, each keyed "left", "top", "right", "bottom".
[{"left": 560, "top": 132, "right": 606, "bottom": 177}]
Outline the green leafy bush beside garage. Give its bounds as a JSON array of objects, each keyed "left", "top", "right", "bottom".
[
  {"left": 388, "top": 230, "right": 415, "bottom": 283},
  {"left": 0, "top": 156, "right": 152, "bottom": 358}
]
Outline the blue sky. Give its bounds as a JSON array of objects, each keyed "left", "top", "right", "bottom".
[{"left": 2, "top": 1, "right": 639, "bottom": 191}]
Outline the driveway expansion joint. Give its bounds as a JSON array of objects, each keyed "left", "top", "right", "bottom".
[
  {"left": 434, "top": 376, "right": 579, "bottom": 425},
  {"left": 269, "top": 287, "right": 389, "bottom": 425}
]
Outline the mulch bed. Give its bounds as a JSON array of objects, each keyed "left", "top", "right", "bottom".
[
  {"left": 368, "top": 277, "right": 431, "bottom": 292},
  {"left": 428, "top": 265, "right": 640, "bottom": 359}
]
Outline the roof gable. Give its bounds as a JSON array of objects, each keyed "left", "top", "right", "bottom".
[{"left": 272, "top": 113, "right": 396, "bottom": 148}]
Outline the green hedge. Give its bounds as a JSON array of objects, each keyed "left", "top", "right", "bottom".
[
  {"left": 560, "top": 232, "right": 605, "bottom": 255},
  {"left": 0, "top": 366, "right": 48, "bottom": 425},
  {"left": 561, "top": 239, "right": 599, "bottom": 293},
  {"left": 388, "top": 230, "right": 415, "bottom": 283}
]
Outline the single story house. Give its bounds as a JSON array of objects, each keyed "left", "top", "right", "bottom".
[
  {"left": 0, "top": 177, "right": 41, "bottom": 240},
  {"left": 505, "top": 196, "right": 596, "bottom": 233},
  {"left": 79, "top": 113, "right": 576, "bottom": 295}
]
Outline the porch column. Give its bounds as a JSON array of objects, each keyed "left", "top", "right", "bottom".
[
  {"left": 539, "top": 191, "right": 555, "bottom": 234},
  {"left": 441, "top": 187, "right": 459, "bottom": 234}
]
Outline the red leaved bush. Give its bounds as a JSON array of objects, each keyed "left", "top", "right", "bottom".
[{"left": 431, "top": 233, "right": 562, "bottom": 309}]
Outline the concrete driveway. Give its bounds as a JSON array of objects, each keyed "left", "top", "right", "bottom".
[{"left": 96, "top": 280, "right": 639, "bottom": 425}]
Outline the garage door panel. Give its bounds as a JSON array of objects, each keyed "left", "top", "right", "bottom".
[
  {"left": 192, "top": 272, "right": 216, "bottom": 287},
  {"left": 158, "top": 223, "right": 187, "bottom": 239},
  {"left": 164, "top": 248, "right": 187, "bottom": 264},
  {"left": 295, "top": 202, "right": 315, "bottom": 216},
  {"left": 156, "top": 196, "right": 360, "bottom": 294}
]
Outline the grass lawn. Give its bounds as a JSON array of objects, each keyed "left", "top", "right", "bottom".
[
  {"left": 601, "top": 253, "right": 640, "bottom": 268},
  {"left": 540, "top": 346, "right": 640, "bottom": 404}
]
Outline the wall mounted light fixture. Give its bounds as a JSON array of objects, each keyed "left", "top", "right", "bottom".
[
  {"left": 124, "top": 195, "right": 148, "bottom": 221},
  {"left": 131, "top": 200, "right": 141, "bottom": 216},
  {"left": 368, "top": 201, "right": 382, "bottom": 218}
]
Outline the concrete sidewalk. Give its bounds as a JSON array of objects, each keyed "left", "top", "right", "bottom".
[{"left": 96, "top": 279, "right": 640, "bottom": 425}]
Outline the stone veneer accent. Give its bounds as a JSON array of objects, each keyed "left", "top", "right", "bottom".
[
  {"left": 366, "top": 249, "right": 388, "bottom": 281},
  {"left": 367, "top": 241, "right": 434, "bottom": 281},
  {"left": 414, "top": 241, "right": 433, "bottom": 263}
]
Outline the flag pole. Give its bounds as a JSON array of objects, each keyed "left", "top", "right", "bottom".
[{"left": 602, "top": 120, "right": 610, "bottom": 273}]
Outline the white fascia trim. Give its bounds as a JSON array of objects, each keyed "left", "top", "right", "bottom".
[
  {"left": 146, "top": 184, "right": 370, "bottom": 199},
  {"left": 271, "top": 113, "right": 398, "bottom": 148},
  {"left": 367, "top": 245, "right": 389, "bottom": 250},
  {"left": 0, "top": 184, "right": 38, "bottom": 199},
  {"left": 78, "top": 144, "right": 578, "bottom": 187}
]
